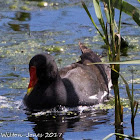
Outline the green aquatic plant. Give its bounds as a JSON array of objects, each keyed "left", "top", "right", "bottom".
[
  {"left": 82, "top": 0, "right": 140, "bottom": 138},
  {"left": 20, "top": 6, "right": 30, "bottom": 11},
  {"left": 82, "top": 0, "right": 123, "bottom": 135},
  {"left": 103, "top": 133, "right": 140, "bottom": 140},
  {"left": 37, "top": 2, "right": 48, "bottom": 7},
  {"left": 112, "top": 68, "right": 139, "bottom": 136},
  {"left": 9, "top": 5, "right": 17, "bottom": 9},
  {"left": 101, "top": 0, "right": 140, "bottom": 26},
  {"left": 46, "top": 46, "right": 64, "bottom": 53}
]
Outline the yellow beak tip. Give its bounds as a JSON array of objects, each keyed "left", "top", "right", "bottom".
[{"left": 27, "top": 87, "right": 33, "bottom": 95}]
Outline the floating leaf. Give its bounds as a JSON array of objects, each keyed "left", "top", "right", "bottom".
[{"left": 37, "top": 2, "right": 48, "bottom": 7}]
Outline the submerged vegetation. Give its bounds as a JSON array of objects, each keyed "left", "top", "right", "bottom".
[{"left": 82, "top": 0, "right": 140, "bottom": 139}]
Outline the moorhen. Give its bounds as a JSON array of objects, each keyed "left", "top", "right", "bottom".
[{"left": 23, "top": 42, "right": 111, "bottom": 111}]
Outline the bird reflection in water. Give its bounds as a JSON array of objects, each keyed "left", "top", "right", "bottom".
[{"left": 26, "top": 106, "right": 110, "bottom": 140}]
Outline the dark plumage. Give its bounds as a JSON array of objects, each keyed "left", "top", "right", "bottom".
[{"left": 23, "top": 42, "right": 111, "bottom": 111}]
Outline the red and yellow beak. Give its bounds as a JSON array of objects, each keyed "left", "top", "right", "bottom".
[{"left": 27, "top": 66, "right": 38, "bottom": 95}]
